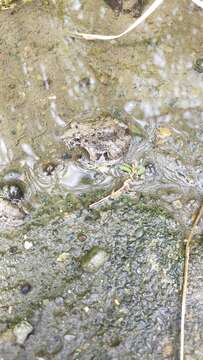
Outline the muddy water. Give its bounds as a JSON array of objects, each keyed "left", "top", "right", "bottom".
[{"left": 0, "top": 0, "right": 202, "bottom": 359}]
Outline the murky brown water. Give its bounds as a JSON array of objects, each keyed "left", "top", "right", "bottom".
[{"left": 0, "top": 0, "right": 202, "bottom": 359}]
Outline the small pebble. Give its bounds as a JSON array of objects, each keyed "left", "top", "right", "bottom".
[
  {"left": 64, "top": 334, "right": 75, "bottom": 342},
  {"left": 24, "top": 241, "right": 33, "bottom": 250},
  {"left": 173, "top": 200, "right": 182, "bottom": 209},
  {"left": 55, "top": 297, "right": 64, "bottom": 306},
  {"left": 109, "top": 336, "right": 122, "bottom": 347},
  {"left": 57, "top": 252, "right": 70, "bottom": 262},
  {"left": 135, "top": 228, "right": 144, "bottom": 239},
  {"left": 77, "top": 232, "right": 87, "bottom": 241},
  {"left": 80, "top": 246, "right": 109, "bottom": 273},
  {"left": 9, "top": 246, "right": 18, "bottom": 254},
  {"left": 162, "top": 342, "right": 174, "bottom": 357},
  {"left": 43, "top": 299, "right": 50, "bottom": 307},
  {"left": 20, "top": 282, "right": 32, "bottom": 295},
  {"left": 13, "top": 321, "right": 33, "bottom": 345},
  {"left": 114, "top": 298, "right": 120, "bottom": 306}
]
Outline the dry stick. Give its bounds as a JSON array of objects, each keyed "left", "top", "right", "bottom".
[
  {"left": 180, "top": 203, "right": 203, "bottom": 360},
  {"left": 89, "top": 177, "right": 132, "bottom": 208},
  {"left": 70, "top": 0, "right": 164, "bottom": 41},
  {"left": 89, "top": 166, "right": 136, "bottom": 208}
]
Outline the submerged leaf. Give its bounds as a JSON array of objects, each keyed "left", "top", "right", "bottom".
[
  {"left": 120, "top": 163, "right": 133, "bottom": 174},
  {"left": 136, "top": 166, "right": 145, "bottom": 176}
]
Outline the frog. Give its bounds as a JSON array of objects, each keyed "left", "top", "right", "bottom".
[
  {"left": 104, "top": 0, "right": 145, "bottom": 17},
  {"left": 61, "top": 113, "right": 131, "bottom": 162}
]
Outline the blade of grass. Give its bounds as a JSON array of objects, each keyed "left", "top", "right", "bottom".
[{"left": 180, "top": 203, "right": 203, "bottom": 360}]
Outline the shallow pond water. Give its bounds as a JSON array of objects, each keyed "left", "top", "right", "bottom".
[{"left": 0, "top": 0, "right": 202, "bottom": 359}]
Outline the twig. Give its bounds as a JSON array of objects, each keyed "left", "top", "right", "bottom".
[
  {"left": 70, "top": 0, "right": 164, "bottom": 41},
  {"left": 180, "top": 203, "right": 203, "bottom": 360},
  {"left": 89, "top": 165, "right": 136, "bottom": 208},
  {"left": 89, "top": 177, "right": 132, "bottom": 208}
]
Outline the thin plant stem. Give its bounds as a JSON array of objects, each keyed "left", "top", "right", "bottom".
[{"left": 180, "top": 203, "right": 203, "bottom": 360}]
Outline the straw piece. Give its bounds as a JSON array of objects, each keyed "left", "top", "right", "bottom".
[{"left": 71, "top": 0, "right": 164, "bottom": 41}]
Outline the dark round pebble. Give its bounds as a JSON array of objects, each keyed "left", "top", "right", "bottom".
[
  {"left": 109, "top": 336, "right": 122, "bottom": 347},
  {"left": 9, "top": 246, "right": 18, "bottom": 254},
  {"left": 20, "top": 282, "right": 32, "bottom": 295},
  {"left": 79, "top": 77, "right": 91, "bottom": 90}
]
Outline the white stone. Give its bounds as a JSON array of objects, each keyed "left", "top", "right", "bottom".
[
  {"left": 13, "top": 321, "right": 33, "bottom": 345},
  {"left": 24, "top": 241, "right": 33, "bottom": 250}
]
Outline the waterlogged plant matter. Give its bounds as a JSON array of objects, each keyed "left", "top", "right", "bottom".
[
  {"left": 71, "top": 0, "right": 203, "bottom": 41},
  {"left": 120, "top": 162, "right": 145, "bottom": 176}
]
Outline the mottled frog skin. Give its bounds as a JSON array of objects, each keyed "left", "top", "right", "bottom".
[{"left": 62, "top": 114, "right": 131, "bottom": 162}]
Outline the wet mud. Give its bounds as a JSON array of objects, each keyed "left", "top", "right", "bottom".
[{"left": 0, "top": 0, "right": 203, "bottom": 359}]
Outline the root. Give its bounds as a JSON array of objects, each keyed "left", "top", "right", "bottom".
[{"left": 180, "top": 203, "right": 203, "bottom": 360}]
